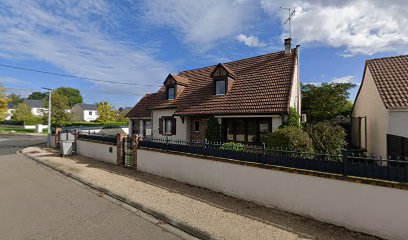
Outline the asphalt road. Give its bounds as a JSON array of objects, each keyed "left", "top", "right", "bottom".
[{"left": 0, "top": 134, "right": 191, "bottom": 240}]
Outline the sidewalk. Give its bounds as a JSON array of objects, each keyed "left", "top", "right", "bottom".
[{"left": 21, "top": 147, "right": 381, "bottom": 240}]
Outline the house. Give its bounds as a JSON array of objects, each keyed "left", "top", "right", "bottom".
[
  {"left": 126, "top": 39, "right": 301, "bottom": 144},
  {"left": 5, "top": 99, "right": 47, "bottom": 120},
  {"left": 70, "top": 103, "right": 99, "bottom": 122},
  {"left": 352, "top": 54, "right": 408, "bottom": 159}
]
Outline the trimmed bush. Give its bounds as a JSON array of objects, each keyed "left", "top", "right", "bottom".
[
  {"left": 205, "top": 117, "right": 220, "bottom": 142},
  {"left": 52, "top": 121, "right": 128, "bottom": 128},
  {"left": 261, "top": 127, "right": 314, "bottom": 153},
  {"left": 305, "top": 121, "right": 347, "bottom": 155},
  {"left": 220, "top": 142, "right": 245, "bottom": 152}
]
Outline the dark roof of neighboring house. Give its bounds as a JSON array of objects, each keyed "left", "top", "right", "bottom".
[
  {"left": 7, "top": 103, "right": 17, "bottom": 109},
  {"left": 127, "top": 48, "right": 298, "bottom": 118},
  {"left": 23, "top": 99, "right": 45, "bottom": 108},
  {"left": 366, "top": 54, "right": 408, "bottom": 108},
  {"left": 75, "top": 103, "right": 98, "bottom": 110}
]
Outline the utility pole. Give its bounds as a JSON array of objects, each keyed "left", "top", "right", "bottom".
[{"left": 43, "top": 87, "right": 52, "bottom": 147}]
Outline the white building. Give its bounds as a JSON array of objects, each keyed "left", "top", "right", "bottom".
[
  {"left": 352, "top": 54, "right": 408, "bottom": 159},
  {"left": 70, "top": 103, "right": 99, "bottom": 122},
  {"left": 5, "top": 99, "right": 47, "bottom": 120}
]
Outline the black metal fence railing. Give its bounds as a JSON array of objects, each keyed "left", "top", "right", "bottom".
[
  {"left": 139, "top": 137, "right": 408, "bottom": 183},
  {"left": 78, "top": 133, "right": 117, "bottom": 145}
]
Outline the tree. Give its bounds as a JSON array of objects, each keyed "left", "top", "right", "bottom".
[
  {"left": 281, "top": 107, "right": 301, "bottom": 128},
  {"left": 96, "top": 101, "right": 116, "bottom": 122},
  {"left": 54, "top": 87, "right": 83, "bottom": 108},
  {"left": 205, "top": 117, "right": 220, "bottom": 142},
  {"left": 8, "top": 93, "right": 24, "bottom": 104},
  {"left": 44, "top": 92, "right": 71, "bottom": 126},
  {"left": 261, "top": 127, "right": 314, "bottom": 153},
  {"left": 0, "top": 85, "right": 8, "bottom": 120},
  {"left": 305, "top": 121, "right": 347, "bottom": 155},
  {"left": 12, "top": 103, "right": 42, "bottom": 124},
  {"left": 28, "top": 91, "right": 48, "bottom": 100},
  {"left": 302, "top": 83, "right": 356, "bottom": 122}
]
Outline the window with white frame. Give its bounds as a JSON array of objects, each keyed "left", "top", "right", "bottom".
[
  {"left": 215, "top": 80, "right": 225, "bottom": 95},
  {"left": 167, "top": 87, "right": 175, "bottom": 100},
  {"left": 164, "top": 118, "right": 172, "bottom": 134},
  {"left": 89, "top": 111, "right": 92, "bottom": 115}
]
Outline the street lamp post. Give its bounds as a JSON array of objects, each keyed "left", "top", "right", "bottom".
[{"left": 42, "top": 87, "right": 52, "bottom": 147}]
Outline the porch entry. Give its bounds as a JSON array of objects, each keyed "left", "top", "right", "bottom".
[{"left": 221, "top": 118, "right": 272, "bottom": 144}]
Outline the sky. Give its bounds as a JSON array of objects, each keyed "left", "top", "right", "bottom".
[{"left": 0, "top": 0, "right": 407, "bottom": 108}]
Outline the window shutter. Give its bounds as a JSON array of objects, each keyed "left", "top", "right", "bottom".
[
  {"left": 159, "top": 118, "right": 163, "bottom": 134},
  {"left": 171, "top": 118, "right": 176, "bottom": 135}
]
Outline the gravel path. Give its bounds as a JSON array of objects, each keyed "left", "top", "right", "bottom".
[{"left": 22, "top": 147, "right": 382, "bottom": 240}]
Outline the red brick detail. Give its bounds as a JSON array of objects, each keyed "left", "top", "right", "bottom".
[
  {"left": 189, "top": 117, "right": 207, "bottom": 142},
  {"left": 116, "top": 133, "right": 127, "bottom": 165}
]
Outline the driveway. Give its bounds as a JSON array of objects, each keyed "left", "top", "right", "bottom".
[{"left": 0, "top": 134, "right": 192, "bottom": 240}]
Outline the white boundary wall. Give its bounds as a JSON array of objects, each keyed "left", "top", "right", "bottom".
[
  {"left": 77, "top": 140, "right": 117, "bottom": 164},
  {"left": 138, "top": 149, "right": 408, "bottom": 240}
]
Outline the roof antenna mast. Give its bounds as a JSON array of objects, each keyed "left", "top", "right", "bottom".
[{"left": 280, "top": 6, "right": 296, "bottom": 38}]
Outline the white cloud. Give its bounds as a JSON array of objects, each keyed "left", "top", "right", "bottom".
[
  {"left": 0, "top": 1, "right": 171, "bottom": 96},
  {"left": 142, "top": 0, "right": 258, "bottom": 51},
  {"left": 261, "top": 0, "right": 408, "bottom": 56},
  {"left": 236, "top": 34, "right": 266, "bottom": 48},
  {"left": 331, "top": 75, "right": 354, "bottom": 84}
]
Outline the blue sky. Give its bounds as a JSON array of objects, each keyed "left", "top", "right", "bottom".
[{"left": 1, "top": 0, "right": 407, "bottom": 107}]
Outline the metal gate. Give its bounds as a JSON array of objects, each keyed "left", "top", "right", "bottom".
[{"left": 123, "top": 136, "right": 133, "bottom": 166}]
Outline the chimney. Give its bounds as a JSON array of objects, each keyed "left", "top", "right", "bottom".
[{"left": 284, "top": 38, "right": 292, "bottom": 54}]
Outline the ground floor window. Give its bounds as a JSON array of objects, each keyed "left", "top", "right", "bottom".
[
  {"left": 387, "top": 134, "right": 408, "bottom": 160},
  {"left": 194, "top": 120, "right": 200, "bottom": 132},
  {"left": 222, "top": 118, "right": 272, "bottom": 144},
  {"left": 164, "top": 119, "right": 172, "bottom": 134},
  {"left": 143, "top": 120, "right": 152, "bottom": 136},
  {"left": 132, "top": 120, "right": 140, "bottom": 135}
]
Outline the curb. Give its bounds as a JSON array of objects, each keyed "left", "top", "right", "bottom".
[{"left": 20, "top": 149, "right": 217, "bottom": 240}]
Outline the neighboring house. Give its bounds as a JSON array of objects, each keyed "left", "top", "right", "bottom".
[
  {"left": 5, "top": 99, "right": 47, "bottom": 120},
  {"left": 126, "top": 39, "right": 301, "bottom": 144},
  {"left": 70, "top": 103, "right": 99, "bottom": 122},
  {"left": 352, "top": 55, "right": 408, "bottom": 159},
  {"left": 5, "top": 103, "right": 17, "bottom": 120}
]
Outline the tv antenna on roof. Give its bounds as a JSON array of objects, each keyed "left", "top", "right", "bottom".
[{"left": 280, "top": 6, "right": 296, "bottom": 38}]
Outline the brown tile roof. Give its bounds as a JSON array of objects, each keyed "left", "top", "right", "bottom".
[
  {"left": 127, "top": 49, "right": 298, "bottom": 118},
  {"left": 367, "top": 55, "right": 408, "bottom": 108}
]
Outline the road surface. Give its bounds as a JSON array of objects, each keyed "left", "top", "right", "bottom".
[{"left": 0, "top": 134, "right": 192, "bottom": 240}]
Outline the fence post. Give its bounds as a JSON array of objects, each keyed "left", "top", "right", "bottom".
[
  {"left": 132, "top": 134, "right": 140, "bottom": 169},
  {"left": 262, "top": 143, "right": 266, "bottom": 164},
  {"left": 117, "top": 133, "right": 126, "bottom": 165},
  {"left": 73, "top": 130, "right": 78, "bottom": 154},
  {"left": 342, "top": 150, "right": 348, "bottom": 176}
]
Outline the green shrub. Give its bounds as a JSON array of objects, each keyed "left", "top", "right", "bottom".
[
  {"left": 0, "top": 120, "right": 24, "bottom": 125},
  {"left": 220, "top": 142, "right": 245, "bottom": 152},
  {"left": 261, "top": 127, "right": 314, "bottom": 153},
  {"left": 281, "top": 107, "right": 301, "bottom": 128},
  {"left": 52, "top": 121, "right": 128, "bottom": 128},
  {"left": 305, "top": 121, "right": 347, "bottom": 155},
  {"left": 205, "top": 117, "right": 220, "bottom": 142}
]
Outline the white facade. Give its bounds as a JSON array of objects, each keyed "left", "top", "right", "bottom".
[
  {"left": 151, "top": 108, "right": 189, "bottom": 140},
  {"left": 352, "top": 67, "right": 408, "bottom": 158},
  {"left": 70, "top": 104, "right": 99, "bottom": 122},
  {"left": 138, "top": 149, "right": 408, "bottom": 240}
]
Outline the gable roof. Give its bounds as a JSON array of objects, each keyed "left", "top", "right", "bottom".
[
  {"left": 210, "top": 63, "right": 237, "bottom": 79},
  {"left": 75, "top": 103, "right": 98, "bottom": 111},
  {"left": 366, "top": 54, "right": 408, "bottom": 108},
  {"left": 127, "top": 48, "right": 298, "bottom": 118},
  {"left": 23, "top": 99, "right": 45, "bottom": 108},
  {"left": 164, "top": 74, "right": 190, "bottom": 86}
]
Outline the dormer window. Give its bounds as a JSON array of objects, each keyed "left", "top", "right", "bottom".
[
  {"left": 163, "top": 74, "right": 189, "bottom": 100},
  {"left": 167, "top": 86, "right": 175, "bottom": 100},
  {"left": 215, "top": 80, "right": 226, "bottom": 95},
  {"left": 211, "top": 63, "right": 237, "bottom": 96}
]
